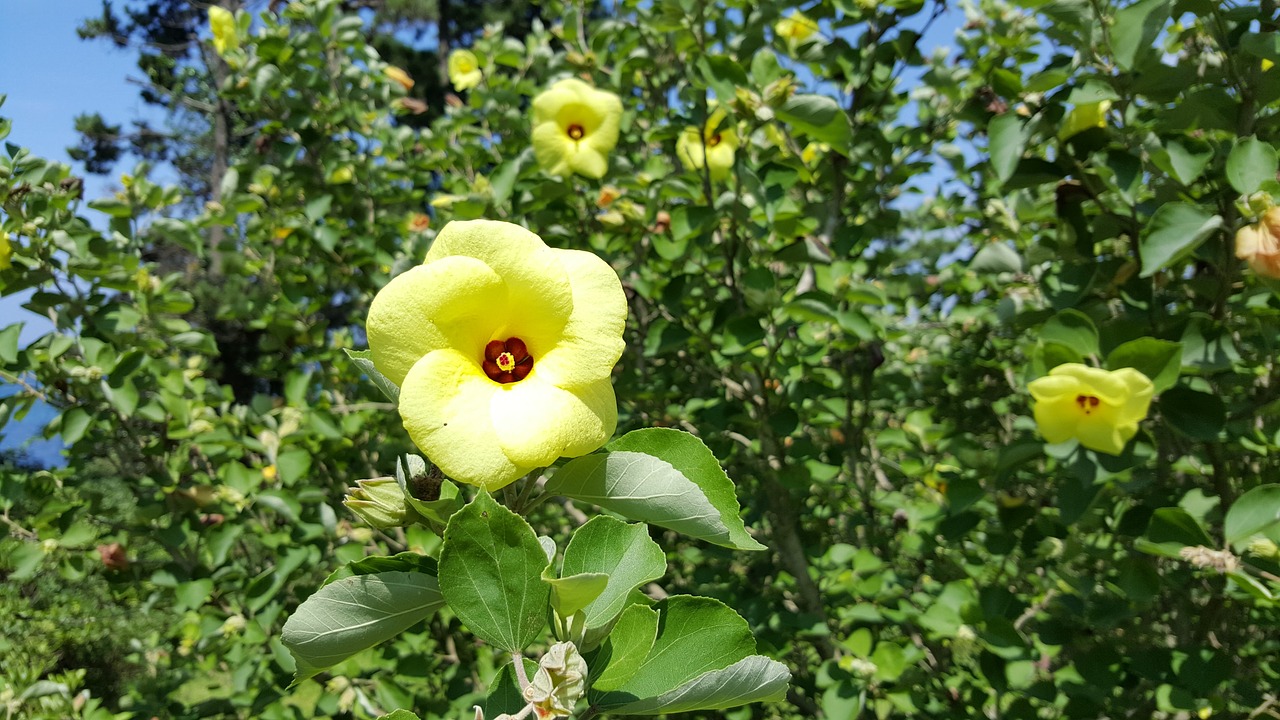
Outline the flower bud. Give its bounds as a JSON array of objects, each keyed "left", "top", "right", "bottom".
[
  {"left": 1246, "top": 536, "right": 1280, "bottom": 560},
  {"left": 344, "top": 477, "right": 414, "bottom": 529},
  {"left": 525, "top": 642, "right": 588, "bottom": 719}
]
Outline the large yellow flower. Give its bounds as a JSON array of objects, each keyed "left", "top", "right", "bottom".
[
  {"left": 1027, "top": 364, "right": 1153, "bottom": 456},
  {"left": 531, "top": 78, "right": 623, "bottom": 179},
  {"left": 448, "top": 49, "right": 483, "bottom": 92},
  {"left": 366, "top": 220, "right": 626, "bottom": 491},
  {"left": 1236, "top": 207, "right": 1280, "bottom": 279},
  {"left": 675, "top": 108, "right": 739, "bottom": 181},
  {"left": 208, "top": 6, "right": 238, "bottom": 56}
]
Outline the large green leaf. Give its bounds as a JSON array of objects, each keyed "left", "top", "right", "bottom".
[
  {"left": 1136, "top": 508, "right": 1214, "bottom": 560},
  {"left": 438, "top": 492, "right": 550, "bottom": 652},
  {"left": 1225, "top": 484, "right": 1280, "bottom": 550},
  {"left": 1226, "top": 136, "right": 1279, "bottom": 195},
  {"left": 281, "top": 571, "right": 444, "bottom": 684},
  {"left": 591, "top": 604, "right": 660, "bottom": 692},
  {"left": 591, "top": 596, "right": 758, "bottom": 709},
  {"left": 1111, "top": 0, "right": 1172, "bottom": 70},
  {"left": 1105, "top": 338, "right": 1182, "bottom": 392},
  {"left": 560, "top": 516, "right": 666, "bottom": 634},
  {"left": 775, "top": 94, "right": 852, "bottom": 148},
  {"left": 988, "top": 113, "right": 1025, "bottom": 184},
  {"left": 1138, "top": 203, "right": 1222, "bottom": 278},
  {"left": 1040, "top": 309, "right": 1099, "bottom": 358},
  {"left": 545, "top": 428, "right": 765, "bottom": 551},
  {"left": 604, "top": 655, "right": 791, "bottom": 715},
  {"left": 1160, "top": 386, "right": 1224, "bottom": 441}
]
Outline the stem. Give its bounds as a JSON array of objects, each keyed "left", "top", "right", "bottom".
[{"left": 512, "top": 651, "right": 532, "bottom": 692}]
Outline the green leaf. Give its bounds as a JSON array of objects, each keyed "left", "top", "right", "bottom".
[
  {"left": 0, "top": 323, "right": 21, "bottom": 364},
  {"left": 1138, "top": 508, "right": 1214, "bottom": 559},
  {"left": 592, "top": 604, "right": 660, "bottom": 691},
  {"left": 1162, "top": 138, "right": 1213, "bottom": 186},
  {"left": 988, "top": 113, "right": 1025, "bottom": 184},
  {"left": 545, "top": 428, "right": 765, "bottom": 551},
  {"left": 970, "top": 241, "right": 1022, "bottom": 274},
  {"left": 1160, "top": 386, "right": 1224, "bottom": 441},
  {"left": 281, "top": 571, "right": 444, "bottom": 684},
  {"left": 776, "top": 94, "right": 852, "bottom": 148},
  {"left": 322, "top": 551, "right": 438, "bottom": 587},
  {"left": 1227, "top": 570, "right": 1275, "bottom": 601},
  {"left": 1226, "top": 136, "right": 1279, "bottom": 195},
  {"left": 1040, "top": 310, "right": 1099, "bottom": 358},
  {"left": 698, "top": 55, "right": 750, "bottom": 101},
  {"left": 438, "top": 492, "right": 550, "bottom": 652},
  {"left": 60, "top": 407, "right": 92, "bottom": 446},
  {"left": 560, "top": 515, "right": 666, "bottom": 634},
  {"left": 591, "top": 596, "right": 757, "bottom": 708},
  {"left": 1224, "top": 484, "right": 1280, "bottom": 549},
  {"left": 1105, "top": 338, "right": 1182, "bottom": 392},
  {"left": 604, "top": 655, "right": 791, "bottom": 715},
  {"left": 1111, "top": 0, "right": 1172, "bottom": 71},
  {"left": 376, "top": 712, "right": 422, "bottom": 720},
  {"left": 1138, "top": 203, "right": 1222, "bottom": 277},
  {"left": 344, "top": 348, "right": 400, "bottom": 403}
]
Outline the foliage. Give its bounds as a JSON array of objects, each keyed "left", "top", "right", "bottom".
[{"left": 3, "top": 0, "right": 1280, "bottom": 717}]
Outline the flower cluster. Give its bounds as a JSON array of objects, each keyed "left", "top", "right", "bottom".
[{"left": 367, "top": 220, "right": 626, "bottom": 490}]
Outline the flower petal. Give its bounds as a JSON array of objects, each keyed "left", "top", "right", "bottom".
[
  {"left": 1077, "top": 412, "right": 1132, "bottom": 456},
  {"left": 1112, "top": 368, "right": 1154, "bottom": 423},
  {"left": 400, "top": 349, "right": 528, "bottom": 490},
  {"left": 368, "top": 255, "right": 507, "bottom": 386},
  {"left": 1032, "top": 395, "right": 1080, "bottom": 444},
  {"left": 1049, "top": 363, "right": 1129, "bottom": 405},
  {"left": 567, "top": 147, "right": 609, "bottom": 179},
  {"left": 426, "top": 220, "right": 573, "bottom": 358},
  {"left": 536, "top": 248, "right": 627, "bottom": 388},
  {"left": 490, "top": 376, "right": 617, "bottom": 468},
  {"left": 1027, "top": 373, "right": 1080, "bottom": 402},
  {"left": 533, "top": 121, "right": 575, "bottom": 176}
]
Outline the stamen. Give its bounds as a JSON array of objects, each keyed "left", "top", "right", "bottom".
[
  {"left": 566, "top": 124, "right": 585, "bottom": 140},
  {"left": 707, "top": 133, "right": 722, "bottom": 147},
  {"left": 483, "top": 338, "right": 534, "bottom": 384},
  {"left": 1075, "top": 394, "right": 1101, "bottom": 414}
]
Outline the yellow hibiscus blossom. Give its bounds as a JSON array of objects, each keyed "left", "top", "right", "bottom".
[
  {"left": 1027, "top": 364, "right": 1153, "bottom": 456},
  {"left": 208, "top": 6, "right": 238, "bottom": 56},
  {"left": 531, "top": 78, "right": 624, "bottom": 179},
  {"left": 366, "top": 220, "right": 626, "bottom": 490},
  {"left": 448, "top": 49, "right": 483, "bottom": 91},
  {"left": 675, "top": 108, "right": 739, "bottom": 181},
  {"left": 384, "top": 66, "right": 415, "bottom": 91},
  {"left": 1236, "top": 207, "right": 1280, "bottom": 279},
  {"left": 775, "top": 11, "right": 819, "bottom": 43}
]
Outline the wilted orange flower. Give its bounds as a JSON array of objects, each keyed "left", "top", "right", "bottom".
[{"left": 1236, "top": 207, "right": 1280, "bottom": 278}]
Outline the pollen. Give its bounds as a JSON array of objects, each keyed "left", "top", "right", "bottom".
[
  {"left": 566, "top": 124, "right": 585, "bottom": 140},
  {"left": 483, "top": 338, "right": 533, "bottom": 384},
  {"left": 1075, "top": 394, "right": 1101, "bottom": 414}
]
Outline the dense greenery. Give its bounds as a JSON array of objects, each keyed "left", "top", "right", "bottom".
[{"left": 3, "top": 0, "right": 1280, "bottom": 717}]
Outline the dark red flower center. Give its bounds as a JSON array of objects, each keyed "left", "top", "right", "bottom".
[
  {"left": 483, "top": 338, "right": 533, "bottom": 384},
  {"left": 1075, "top": 394, "right": 1100, "bottom": 414},
  {"left": 567, "top": 124, "right": 585, "bottom": 140},
  {"left": 707, "top": 133, "right": 722, "bottom": 147}
]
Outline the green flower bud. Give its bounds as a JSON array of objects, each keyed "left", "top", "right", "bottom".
[
  {"left": 344, "top": 477, "right": 414, "bottom": 529},
  {"left": 1246, "top": 536, "right": 1280, "bottom": 560}
]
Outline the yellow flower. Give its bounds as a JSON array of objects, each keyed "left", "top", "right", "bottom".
[
  {"left": 0, "top": 232, "right": 11, "bottom": 271},
  {"left": 384, "top": 66, "right": 415, "bottom": 91},
  {"left": 448, "top": 49, "right": 483, "bottom": 91},
  {"left": 262, "top": 464, "right": 278, "bottom": 481},
  {"left": 407, "top": 213, "right": 431, "bottom": 233},
  {"left": 1236, "top": 207, "right": 1280, "bottom": 279},
  {"left": 531, "top": 78, "right": 624, "bottom": 179},
  {"left": 675, "top": 108, "right": 738, "bottom": 181},
  {"left": 1058, "top": 100, "right": 1110, "bottom": 141},
  {"left": 1027, "top": 364, "right": 1153, "bottom": 456},
  {"left": 366, "top": 220, "right": 626, "bottom": 490},
  {"left": 1264, "top": 58, "right": 1275, "bottom": 72},
  {"left": 775, "top": 11, "right": 819, "bottom": 43},
  {"left": 208, "top": 6, "right": 238, "bottom": 56}
]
